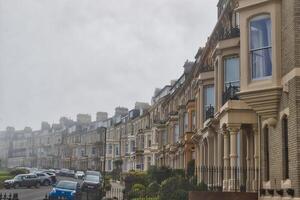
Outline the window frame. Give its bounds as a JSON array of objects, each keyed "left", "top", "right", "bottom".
[
  {"left": 223, "top": 55, "right": 240, "bottom": 89},
  {"left": 249, "top": 14, "right": 272, "bottom": 81}
]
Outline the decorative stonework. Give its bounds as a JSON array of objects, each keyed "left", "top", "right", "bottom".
[{"left": 239, "top": 87, "right": 282, "bottom": 121}]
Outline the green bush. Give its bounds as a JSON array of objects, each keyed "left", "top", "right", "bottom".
[
  {"left": 9, "top": 168, "right": 29, "bottom": 176},
  {"left": 147, "top": 166, "right": 173, "bottom": 184},
  {"left": 124, "top": 171, "right": 148, "bottom": 194},
  {"left": 159, "top": 176, "right": 194, "bottom": 200},
  {"left": 172, "top": 189, "right": 188, "bottom": 200},
  {"left": 197, "top": 181, "right": 208, "bottom": 191},
  {"left": 147, "top": 182, "right": 160, "bottom": 197}
]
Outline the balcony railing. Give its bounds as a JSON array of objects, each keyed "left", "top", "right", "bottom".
[
  {"left": 205, "top": 105, "right": 215, "bottom": 121},
  {"left": 222, "top": 83, "right": 240, "bottom": 105},
  {"left": 218, "top": 27, "right": 240, "bottom": 41}
]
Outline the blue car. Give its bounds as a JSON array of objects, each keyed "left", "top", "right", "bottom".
[{"left": 49, "top": 180, "right": 81, "bottom": 200}]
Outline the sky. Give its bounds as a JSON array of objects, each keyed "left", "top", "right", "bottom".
[{"left": 0, "top": 0, "right": 218, "bottom": 131}]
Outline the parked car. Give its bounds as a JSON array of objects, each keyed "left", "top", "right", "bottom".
[
  {"left": 44, "top": 172, "right": 57, "bottom": 184},
  {"left": 49, "top": 180, "right": 81, "bottom": 200},
  {"left": 85, "top": 170, "right": 101, "bottom": 177},
  {"left": 74, "top": 171, "right": 85, "bottom": 179},
  {"left": 59, "top": 169, "right": 75, "bottom": 177},
  {"left": 4, "top": 174, "right": 41, "bottom": 189},
  {"left": 81, "top": 175, "right": 100, "bottom": 191},
  {"left": 35, "top": 172, "right": 53, "bottom": 186}
]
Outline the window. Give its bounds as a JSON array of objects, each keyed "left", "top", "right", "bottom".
[
  {"left": 108, "top": 160, "right": 112, "bottom": 171},
  {"left": 264, "top": 126, "right": 270, "bottom": 181},
  {"left": 203, "top": 85, "right": 215, "bottom": 120},
  {"left": 184, "top": 113, "right": 188, "bottom": 132},
  {"left": 162, "top": 130, "right": 167, "bottom": 145},
  {"left": 282, "top": 116, "right": 289, "bottom": 179},
  {"left": 92, "top": 147, "right": 96, "bottom": 155},
  {"left": 115, "top": 145, "right": 119, "bottom": 156},
  {"left": 125, "top": 143, "right": 129, "bottom": 153},
  {"left": 148, "top": 137, "right": 151, "bottom": 148},
  {"left": 130, "top": 141, "right": 135, "bottom": 152},
  {"left": 173, "top": 124, "right": 179, "bottom": 143},
  {"left": 192, "top": 111, "right": 196, "bottom": 130},
  {"left": 250, "top": 15, "right": 272, "bottom": 79},
  {"left": 107, "top": 144, "right": 113, "bottom": 154},
  {"left": 224, "top": 56, "right": 240, "bottom": 88}
]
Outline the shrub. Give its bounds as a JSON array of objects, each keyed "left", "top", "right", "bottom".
[
  {"left": 9, "top": 168, "right": 29, "bottom": 176},
  {"left": 147, "top": 166, "right": 173, "bottom": 184},
  {"left": 197, "top": 181, "right": 208, "bottom": 191},
  {"left": 147, "top": 181, "right": 160, "bottom": 197},
  {"left": 159, "top": 176, "right": 194, "bottom": 200},
  {"left": 124, "top": 171, "right": 148, "bottom": 194}
]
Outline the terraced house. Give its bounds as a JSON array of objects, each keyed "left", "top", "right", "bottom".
[{"left": 1, "top": 0, "right": 300, "bottom": 199}]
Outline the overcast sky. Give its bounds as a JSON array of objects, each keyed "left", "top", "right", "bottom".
[{"left": 0, "top": 0, "right": 218, "bottom": 131}]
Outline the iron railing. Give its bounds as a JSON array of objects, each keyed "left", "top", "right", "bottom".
[
  {"left": 198, "top": 166, "right": 259, "bottom": 193},
  {"left": 205, "top": 105, "right": 215, "bottom": 121},
  {"left": 222, "top": 83, "right": 240, "bottom": 105},
  {"left": 218, "top": 27, "right": 240, "bottom": 41}
]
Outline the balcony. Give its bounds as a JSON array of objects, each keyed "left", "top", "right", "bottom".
[
  {"left": 222, "top": 83, "right": 240, "bottom": 105},
  {"left": 205, "top": 105, "right": 215, "bottom": 121},
  {"left": 218, "top": 27, "right": 240, "bottom": 41}
]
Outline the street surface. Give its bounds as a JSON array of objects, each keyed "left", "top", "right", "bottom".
[{"left": 0, "top": 176, "right": 84, "bottom": 200}]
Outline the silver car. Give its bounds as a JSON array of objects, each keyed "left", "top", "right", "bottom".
[{"left": 35, "top": 172, "right": 52, "bottom": 186}]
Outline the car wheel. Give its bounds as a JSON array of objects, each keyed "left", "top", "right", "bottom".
[
  {"left": 35, "top": 182, "right": 40, "bottom": 188},
  {"left": 44, "top": 180, "right": 50, "bottom": 186},
  {"left": 14, "top": 183, "right": 20, "bottom": 189}
]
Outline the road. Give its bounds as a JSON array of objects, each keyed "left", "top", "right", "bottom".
[{"left": 0, "top": 176, "right": 83, "bottom": 200}]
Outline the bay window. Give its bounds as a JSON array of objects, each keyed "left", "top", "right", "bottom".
[{"left": 250, "top": 15, "right": 272, "bottom": 80}]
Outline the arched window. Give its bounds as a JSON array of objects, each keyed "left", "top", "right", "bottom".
[
  {"left": 282, "top": 116, "right": 289, "bottom": 179},
  {"left": 264, "top": 126, "right": 270, "bottom": 181},
  {"left": 249, "top": 15, "right": 272, "bottom": 80}
]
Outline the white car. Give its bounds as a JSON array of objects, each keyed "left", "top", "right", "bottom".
[{"left": 74, "top": 171, "right": 85, "bottom": 179}]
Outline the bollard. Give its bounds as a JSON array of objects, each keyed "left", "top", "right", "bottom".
[
  {"left": 44, "top": 194, "right": 48, "bottom": 200},
  {"left": 8, "top": 193, "right": 12, "bottom": 200},
  {"left": 4, "top": 193, "right": 7, "bottom": 199},
  {"left": 0, "top": 193, "right": 2, "bottom": 199}
]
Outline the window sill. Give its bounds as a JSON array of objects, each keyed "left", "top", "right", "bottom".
[{"left": 251, "top": 76, "right": 272, "bottom": 81}]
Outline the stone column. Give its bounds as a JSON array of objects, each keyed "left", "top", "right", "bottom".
[
  {"left": 223, "top": 127, "right": 230, "bottom": 191},
  {"left": 253, "top": 126, "right": 259, "bottom": 191},
  {"left": 229, "top": 125, "right": 240, "bottom": 191},
  {"left": 217, "top": 130, "right": 224, "bottom": 186}
]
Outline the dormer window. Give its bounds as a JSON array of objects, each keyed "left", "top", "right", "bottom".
[{"left": 250, "top": 15, "right": 272, "bottom": 80}]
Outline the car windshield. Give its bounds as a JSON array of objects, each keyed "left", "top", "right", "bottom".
[
  {"left": 85, "top": 175, "right": 99, "bottom": 182},
  {"left": 56, "top": 181, "right": 77, "bottom": 190},
  {"left": 77, "top": 171, "right": 84, "bottom": 174}
]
